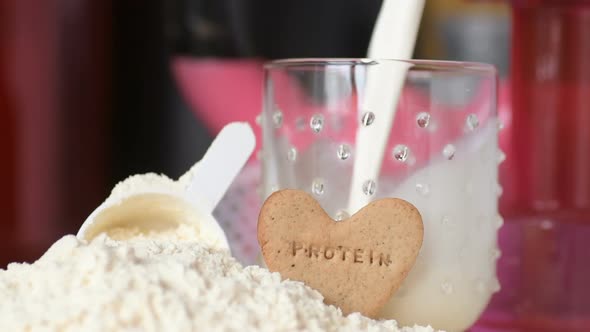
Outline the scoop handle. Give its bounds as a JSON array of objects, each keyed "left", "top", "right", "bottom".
[{"left": 187, "top": 122, "right": 256, "bottom": 212}]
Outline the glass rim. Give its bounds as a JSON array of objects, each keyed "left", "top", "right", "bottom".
[{"left": 264, "top": 58, "right": 496, "bottom": 74}]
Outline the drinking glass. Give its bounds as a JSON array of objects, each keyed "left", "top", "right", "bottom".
[{"left": 261, "top": 59, "right": 500, "bottom": 332}]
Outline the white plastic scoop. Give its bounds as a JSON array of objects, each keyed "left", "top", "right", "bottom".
[
  {"left": 77, "top": 122, "right": 256, "bottom": 251},
  {"left": 347, "top": 0, "right": 425, "bottom": 214},
  {"left": 185, "top": 122, "right": 256, "bottom": 212}
]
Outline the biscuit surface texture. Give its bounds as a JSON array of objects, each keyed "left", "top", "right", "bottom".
[{"left": 258, "top": 189, "right": 424, "bottom": 317}]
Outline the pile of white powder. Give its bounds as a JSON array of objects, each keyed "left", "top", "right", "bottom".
[{"left": 0, "top": 227, "right": 439, "bottom": 331}]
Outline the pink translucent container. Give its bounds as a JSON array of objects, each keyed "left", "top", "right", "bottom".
[{"left": 476, "top": 1, "right": 590, "bottom": 331}]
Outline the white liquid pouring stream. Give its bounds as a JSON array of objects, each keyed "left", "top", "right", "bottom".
[{"left": 347, "top": 0, "right": 425, "bottom": 213}]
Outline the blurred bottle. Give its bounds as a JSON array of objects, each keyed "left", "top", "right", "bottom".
[
  {"left": 0, "top": 0, "right": 110, "bottom": 267},
  {"left": 415, "top": 0, "right": 510, "bottom": 77},
  {"left": 477, "top": 1, "right": 590, "bottom": 331}
]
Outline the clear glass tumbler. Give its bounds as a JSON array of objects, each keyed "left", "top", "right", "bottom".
[{"left": 261, "top": 59, "right": 500, "bottom": 332}]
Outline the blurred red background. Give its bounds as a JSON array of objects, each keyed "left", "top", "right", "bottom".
[{"left": 0, "top": 0, "right": 111, "bottom": 265}]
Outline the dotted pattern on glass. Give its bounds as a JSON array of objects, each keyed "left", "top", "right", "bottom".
[
  {"left": 415, "top": 183, "right": 430, "bottom": 196},
  {"left": 255, "top": 113, "right": 262, "bottom": 126},
  {"left": 490, "top": 248, "right": 501, "bottom": 261},
  {"left": 361, "top": 111, "right": 375, "bottom": 127},
  {"left": 272, "top": 110, "right": 283, "bottom": 129},
  {"left": 496, "top": 184, "right": 504, "bottom": 196},
  {"left": 440, "top": 280, "right": 454, "bottom": 295},
  {"left": 392, "top": 144, "right": 410, "bottom": 162},
  {"left": 475, "top": 279, "right": 487, "bottom": 294},
  {"left": 334, "top": 210, "right": 350, "bottom": 221},
  {"left": 441, "top": 215, "right": 456, "bottom": 230},
  {"left": 362, "top": 180, "right": 376, "bottom": 196},
  {"left": 540, "top": 219, "right": 554, "bottom": 230},
  {"left": 415, "top": 249, "right": 424, "bottom": 264},
  {"left": 465, "top": 114, "right": 479, "bottom": 131},
  {"left": 336, "top": 144, "right": 351, "bottom": 160},
  {"left": 287, "top": 147, "right": 297, "bottom": 162},
  {"left": 311, "top": 178, "right": 325, "bottom": 196},
  {"left": 491, "top": 279, "right": 501, "bottom": 293},
  {"left": 442, "top": 144, "right": 456, "bottom": 160},
  {"left": 416, "top": 112, "right": 431, "bottom": 129},
  {"left": 310, "top": 114, "right": 324, "bottom": 133},
  {"left": 497, "top": 150, "right": 506, "bottom": 164},
  {"left": 494, "top": 215, "right": 504, "bottom": 229}
]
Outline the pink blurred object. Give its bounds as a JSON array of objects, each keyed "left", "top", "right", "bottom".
[
  {"left": 172, "top": 57, "right": 264, "bottom": 159},
  {"left": 475, "top": 1, "right": 590, "bottom": 331}
]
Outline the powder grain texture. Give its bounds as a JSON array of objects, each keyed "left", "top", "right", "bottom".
[{"left": 0, "top": 232, "right": 439, "bottom": 332}]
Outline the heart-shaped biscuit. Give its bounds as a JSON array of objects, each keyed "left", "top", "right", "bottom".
[{"left": 258, "top": 189, "right": 423, "bottom": 318}]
